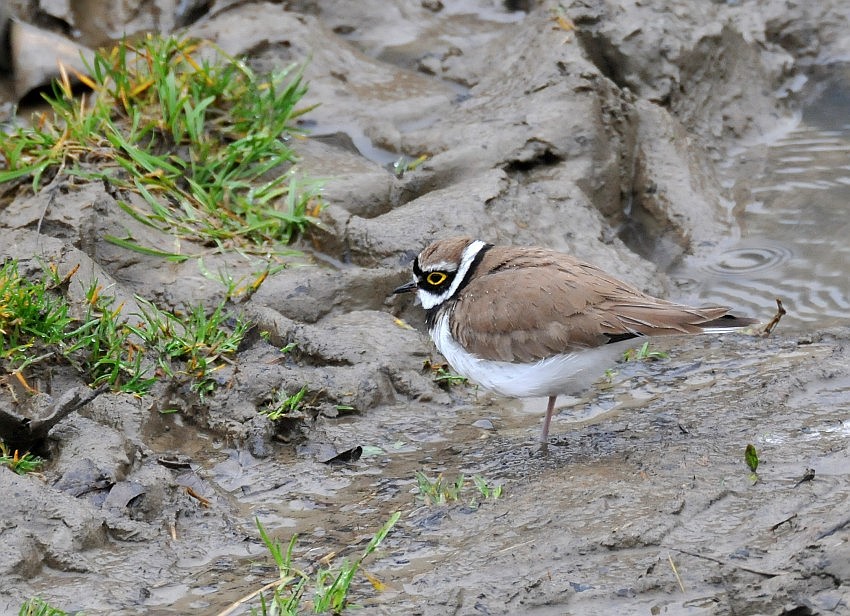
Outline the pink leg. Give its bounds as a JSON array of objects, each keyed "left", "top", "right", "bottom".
[{"left": 540, "top": 395, "right": 557, "bottom": 443}]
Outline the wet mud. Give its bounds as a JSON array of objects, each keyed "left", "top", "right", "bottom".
[{"left": 1, "top": 1, "right": 849, "bottom": 614}]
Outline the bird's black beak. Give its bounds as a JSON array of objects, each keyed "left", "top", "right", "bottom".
[{"left": 393, "top": 280, "right": 417, "bottom": 294}]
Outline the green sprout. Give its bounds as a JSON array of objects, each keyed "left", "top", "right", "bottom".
[
  {"left": 745, "top": 443, "right": 760, "bottom": 484},
  {"left": 0, "top": 443, "right": 44, "bottom": 475},
  {"left": 623, "top": 341, "right": 669, "bottom": 362},
  {"left": 242, "top": 513, "right": 400, "bottom": 615},
  {"left": 472, "top": 475, "right": 503, "bottom": 501},
  {"left": 415, "top": 471, "right": 465, "bottom": 505},
  {"left": 424, "top": 360, "right": 467, "bottom": 387},
  {"left": 261, "top": 385, "right": 308, "bottom": 421},
  {"left": 433, "top": 366, "right": 468, "bottom": 386},
  {"left": 18, "top": 597, "right": 75, "bottom": 616},
  {"left": 745, "top": 443, "right": 759, "bottom": 473}
]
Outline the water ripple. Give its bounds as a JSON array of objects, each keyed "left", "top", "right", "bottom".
[
  {"left": 684, "top": 96, "right": 850, "bottom": 330},
  {"left": 702, "top": 243, "right": 793, "bottom": 276}
]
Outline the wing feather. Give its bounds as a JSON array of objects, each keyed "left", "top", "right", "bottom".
[{"left": 449, "top": 247, "right": 747, "bottom": 363}]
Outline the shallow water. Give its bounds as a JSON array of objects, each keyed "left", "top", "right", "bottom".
[{"left": 673, "top": 75, "right": 850, "bottom": 331}]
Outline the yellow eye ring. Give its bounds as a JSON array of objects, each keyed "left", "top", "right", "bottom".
[{"left": 426, "top": 271, "right": 447, "bottom": 286}]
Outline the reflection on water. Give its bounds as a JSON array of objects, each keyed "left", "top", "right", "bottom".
[{"left": 673, "top": 76, "right": 850, "bottom": 330}]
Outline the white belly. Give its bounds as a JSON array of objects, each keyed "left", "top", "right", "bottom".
[{"left": 431, "top": 313, "right": 633, "bottom": 398}]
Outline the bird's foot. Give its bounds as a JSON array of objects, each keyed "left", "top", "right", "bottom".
[{"left": 533, "top": 441, "right": 551, "bottom": 457}]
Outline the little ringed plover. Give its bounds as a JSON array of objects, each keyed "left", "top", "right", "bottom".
[{"left": 393, "top": 236, "right": 758, "bottom": 444}]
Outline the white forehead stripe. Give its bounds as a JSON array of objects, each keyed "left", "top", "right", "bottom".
[
  {"left": 423, "top": 260, "right": 457, "bottom": 272},
  {"left": 418, "top": 240, "right": 487, "bottom": 310}
]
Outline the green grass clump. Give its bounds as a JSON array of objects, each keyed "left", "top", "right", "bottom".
[
  {"left": 415, "top": 471, "right": 464, "bottom": 505},
  {"left": 236, "top": 513, "right": 401, "bottom": 615},
  {"left": 18, "top": 597, "right": 74, "bottom": 616},
  {"left": 415, "top": 471, "right": 503, "bottom": 507},
  {"left": 0, "top": 261, "right": 73, "bottom": 369},
  {"left": 62, "top": 279, "right": 155, "bottom": 394},
  {"left": 0, "top": 34, "right": 321, "bottom": 257},
  {"left": 0, "top": 259, "right": 247, "bottom": 397},
  {"left": 129, "top": 296, "right": 249, "bottom": 397}
]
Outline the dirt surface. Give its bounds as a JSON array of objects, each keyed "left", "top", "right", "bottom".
[{"left": 1, "top": 1, "right": 849, "bottom": 614}]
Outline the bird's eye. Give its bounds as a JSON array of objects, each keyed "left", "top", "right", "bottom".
[{"left": 426, "top": 271, "right": 447, "bottom": 286}]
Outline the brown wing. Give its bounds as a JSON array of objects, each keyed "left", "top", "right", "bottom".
[{"left": 450, "top": 246, "right": 743, "bottom": 363}]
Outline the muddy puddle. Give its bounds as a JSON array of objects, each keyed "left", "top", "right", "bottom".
[{"left": 2, "top": 1, "right": 850, "bottom": 615}]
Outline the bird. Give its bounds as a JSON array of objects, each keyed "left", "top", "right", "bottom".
[{"left": 393, "top": 236, "right": 758, "bottom": 445}]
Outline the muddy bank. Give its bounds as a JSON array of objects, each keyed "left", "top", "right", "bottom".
[
  {"left": 376, "top": 330, "right": 850, "bottom": 615},
  {"left": 1, "top": 0, "right": 849, "bottom": 614}
]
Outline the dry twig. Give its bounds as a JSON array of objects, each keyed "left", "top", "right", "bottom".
[
  {"left": 185, "top": 486, "right": 211, "bottom": 507},
  {"left": 671, "top": 547, "right": 782, "bottom": 577},
  {"left": 759, "top": 298, "right": 786, "bottom": 337},
  {"left": 668, "top": 554, "right": 686, "bottom": 593}
]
